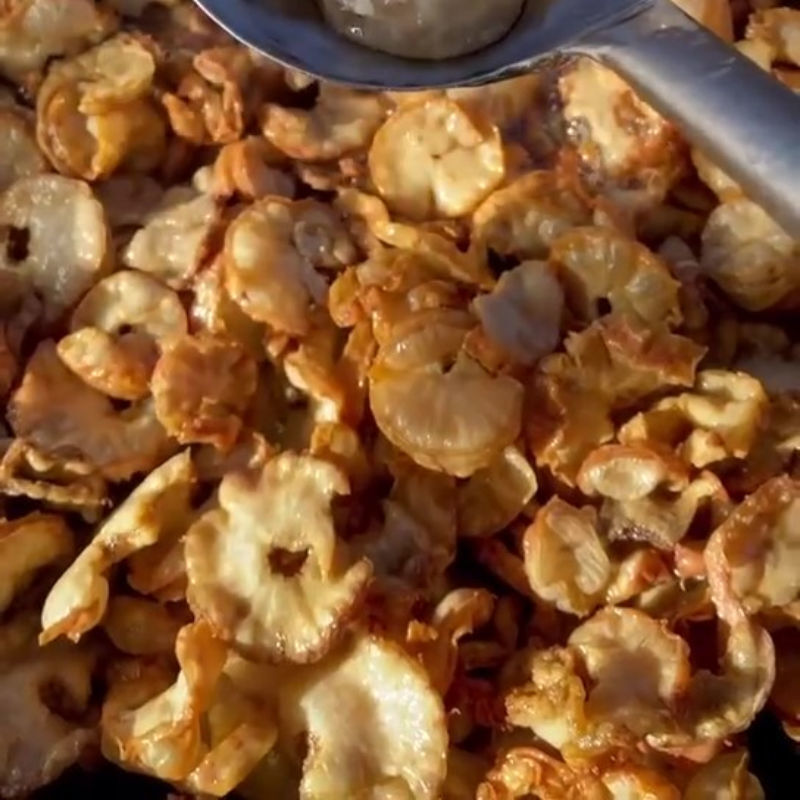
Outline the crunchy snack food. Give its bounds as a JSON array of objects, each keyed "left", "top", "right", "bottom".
[{"left": 0, "top": 2, "right": 793, "bottom": 797}]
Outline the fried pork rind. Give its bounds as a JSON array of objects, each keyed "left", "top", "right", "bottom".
[
  {"left": 473, "top": 260, "right": 564, "bottom": 366},
  {"left": 0, "top": 513, "right": 73, "bottom": 614},
  {"left": 151, "top": 334, "right": 257, "bottom": 450},
  {"left": 0, "top": 107, "right": 48, "bottom": 193},
  {"left": 524, "top": 498, "right": 611, "bottom": 616},
  {"left": 684, "top": 751, "right": 764, "bottom": 800},
  {"left": 124, "top": 189, "right": 220, "bottom": 290},
  {"left": 700, "top": 199, "right": 800, "bottom": 311},
  {"left": 210, "top": 136, "right": 295, "bottom": 201},
  {"left": 472, "top": 171, "right": 592, "bottom": 260},
  {"left": 559, "top": 58, "right": 684, "bottom": 204},
  {"left": 39, "top": 451, "right": 193, "bottom": 644},
  {"left": 0, "top": 174, "right": 109, "bottom": 321},
  {"left": 162, "top": 45, "right": 257, "bottom": 146},
  {"left": 569, "top": 607, "right": 691, "bottom": 738},
  {"left": 186, "top": 452, "right": 371, "bottom": 663},
  {"left": 0, "top": 439, "right": 107, "bottom": 520},
  {"left": 370, "top": 309, "right": 523, "bottom": 477},
  {"left": 619, "top": 371, "right": 768, "bottom": 469},
  {"left": 9, "top": 342, "right": 171, "bottom": 481},
  {"left": 0, "top": 617, "right": 99, "bottom": 799},
  {"left": 526, "top": 315, "right": 705, "bottom": 482},
  {"left": 262, "top": 85, "right": 387, "bottom": 162},
  {"left": 0, "top": 0, "right": 115, "bottom": 85},
  {"left": 103, "top": 596, "right": 185, "bottom": 656},
  {"left": 224, "top": 197, "right": 354, "bottom": 336},
  {"left": 705, "top": 476, "right": 800, "bottom": 620},
  {"left": 457, "top": 445, "right": 538, "bottom": 538},
  {"left": 276, "top": 633, "right": 448, "bottom": 800},
  {"left": 550, "top": 227, "right": 682, "bottom": 326},
  {"left": 369, "top": 98, "right": 505, "bottom": 221},
  {"left": 59, "top": 270, "right": 187, "bottom": 401},
  {"left": 477, "top": 747, "right": 608, "bottom": 800}
]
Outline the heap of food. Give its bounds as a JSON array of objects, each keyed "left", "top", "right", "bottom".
[{"left": 0, "top": 0, "right": 797, "bottom": 797}]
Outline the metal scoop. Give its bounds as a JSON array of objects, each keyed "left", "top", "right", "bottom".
[{"left": 195, "top": 0, "right": 800, "bottom": 235}]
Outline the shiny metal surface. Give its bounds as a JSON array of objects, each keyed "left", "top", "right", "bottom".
[{"left": 193, "top": 0, "right": 800, "bottom": 236}]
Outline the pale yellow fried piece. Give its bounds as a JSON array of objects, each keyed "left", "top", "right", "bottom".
[
  {"left": 224, "top": 196, "right": 354, "bottom": 336},
  {"left": 9, "top": 342, "right": 171, "bottom": 481},
  {"left": 700, "top": 198, "right": 800, "bottom": 311},
  {"left": 210, "top": 136, "right": 295, "bottom": 201},
  {"left": 600, "top": 765, "right": 680, "bottom": 800},
  {"left": 59, "top": 270, "right": 188, "bottom": 400},
  {"left": 0, "top": 174, "right": 109, "bottom": 320},
  {"left": 370, "top": 309, "right": 523, "bottom": 477},
  {"left": 0, "top": 0, "right": 115, "bottom": 84},
  {"left": 369, "top": 98, "right": 505, "bottom": 220},
  {"left": 186, "top": 452, "right": 371, "bottom": 662},
  {"left": 705, "top": 476, "right": 800, "bottom": 622},
  {"left": 569, "top": 607, "right": 691, "bottom": 738},
  {"left": 276, "top": 633, "right": 447, "bottom": 800},
  {"left": 477, "top": 747, "right": 609, "bottom": 800},
  {"left": 102, "top": 620, "right": 228, "bottom": 782},
  {"left": 151, "top": 334, "right": 257, "bottom": 450},
  {"left": 472, "top": 171, "right": 591, "bottom": 260},
  {"left": 619, "top": 370, "right": 768, "bottom": 469},
  {"left": 473, "top": 260, "right": 564, "bottom": 366},
  {"left": 684, "top": 751, "right": 765, "bottom": 800},
  {"left": 0, "top": 439, "right": 107, "bottom": 520},
  {"left": 39, "top": 451, "right": 194, "bottom": 644},
  {"left": 262, "top": 85, "right": 387, "bottom": 162},
  {"left": 0, "top": 106, "right": 47, "bottom": 193},
  {"left": 102, "top": 596, "right": 186, "bottom": 656},
  {"left": 550, "top": 227, "right": 682, "bottom": 326},
  {"left": 124, "top": 189, "right": 220, "bottom": 290},
  {"left": 458, "top": 445, "right": 538, "bottom": 538},
  {"left": 0, "top": 513, "right": 73, "bottom": 614},
  {"left": 524, "top": 498, "right": 611, "bottom": 617},
  {"left": 0, "top": 617, "right": 98, "bottom": 799}
]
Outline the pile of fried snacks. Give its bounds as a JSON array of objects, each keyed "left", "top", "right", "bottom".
[{"left": 0, "top": 0, "right": 797, "bottom": 797}]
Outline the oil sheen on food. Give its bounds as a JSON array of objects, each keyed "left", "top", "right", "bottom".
[{"left": 318, "top": 0, "right": 525, "bottom": 59}]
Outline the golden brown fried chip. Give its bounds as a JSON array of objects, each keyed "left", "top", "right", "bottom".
[
  {"left": 186, "top": 452, "right": 371, "bottom": 662},
  {"left": 102, "top": 596, "right": 186, "bottom": 656},
  {"left": 684, "top": 751, "right": 764, "bottom": 800},
  {"left": 40, "top": 451, "right": 194, "bottom": 644}
]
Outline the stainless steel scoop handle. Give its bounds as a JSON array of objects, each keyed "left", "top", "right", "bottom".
[{"left": 580, "top": 0, "right": 800, "bottom": 236}]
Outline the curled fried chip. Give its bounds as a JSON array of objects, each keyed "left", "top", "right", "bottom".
[
  {"left": 0, "top": 623, "right": 98, "bottom": 799},
  {"left": 473, "top": 260, "right": 563, "bottom": 366},
  {"left": 458, "top": 445, "right": 538, "bottom": 538},
  {"left": 40, "top": 451, "right": 194, "bottom": 644},
  {"left": 370, "top": 309, "right": 523, "bottom": 477},
  {"left": 684, "top": 751, "right": 764, "bottom": 800},
  {"left": 0, "top": 0, "right": 115, "bottom": 84},
  {"left": 102, "top": 596, "right": 186, "bottom": 656},
  {"left": 102, "top": 620, "right": 227, "bottom": 781},
  {"left": 569, "top": 607, "right": 691, "bottom": 737},
  {"left": 505, "top": 647, "right": 589, "bottom": 751},
  {"left": 224, "top": 197, "right": 354, "bottom": 336},
  {"left": 550, "top": 227, "right": 682, "bottom": 326},
  {"left": 0, "top": 513, "right": 73, "bottom": 614},
  {"left": 477, "top": 747, "right": 608, "bottom": 800},
  {"left": 472, "top": 171, "right": 591, "bottom": 260},
  {"left": 620, "top": 370, "right": 768, "bottom": 468},
  {"left": 524, "top": 498, "right": 611, "bottom": 616},
  {"left": 210, "top": 136, "right": 295, "bottom": 201},
  {"left": 9, "top": 342, "right": 171, "bottom": 480},
  {"left": 262, "top": 85, "right": 387, "bottom": 161},
  {"left": 369, "top": 98, "right": 505, "bottom": 220},
  {"left": 705, "top": 476, "right": 800, "bottom": 622},
  {"left": 277, "top": 633, "right": 447, "bottom": 800},
  {"left": 59, "top": 270, "right": 188, "bottom": 400},
  {"left": 0, "top": 174, "right": 109, "bottom": 320},
  {"left": 152, "top": 334, "right": 257, "bottom": 450},
  {"left": 124, "top": 189, "right": 220, "bottom": 290},
  {"left": 700, "top": 199, "right": 799, "bottom": 311},
  {"left": 186, "top": 452, "right": 371, "bottom": 662}
]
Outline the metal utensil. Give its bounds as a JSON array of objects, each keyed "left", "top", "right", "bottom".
[{"left": 195, "top": 0, "right": 800, "bottom": 236}]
